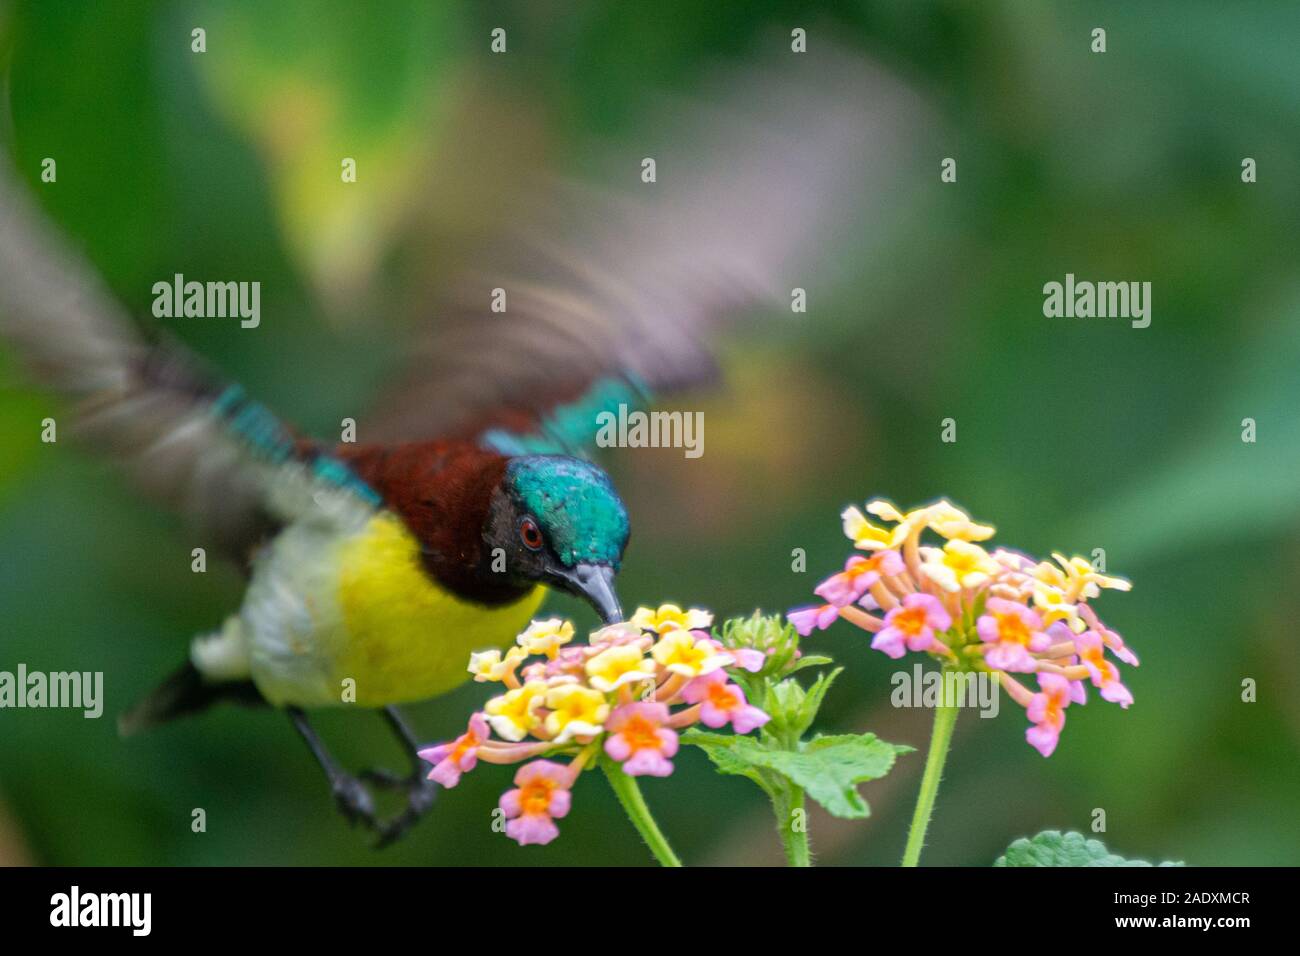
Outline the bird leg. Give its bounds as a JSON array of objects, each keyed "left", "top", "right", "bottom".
[
  {"left": 290, "top": 705, "right": 435, "bottom": 846},
  {"left": 358, "top": 707, "right": 423, "bottom": 786},
  {"left": 367, "top": 706, "right": 437, "bottom": 849},
  {"left": 288, "top": 707, "right": 380, "bottom": 830}
]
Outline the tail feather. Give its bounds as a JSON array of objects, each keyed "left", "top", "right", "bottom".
[{"left": 118, "top": 661, "right": 264, "bottom": 736}]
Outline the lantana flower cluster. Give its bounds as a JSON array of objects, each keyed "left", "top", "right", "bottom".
[
  {"left": 418, "top": 606, "right": 769, "bottom": 846},
  {"left": 789, "top": 498, "right": 1138, "bottom": 757}
]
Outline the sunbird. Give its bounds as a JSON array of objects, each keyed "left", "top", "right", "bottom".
[{"left": 0, "top": 48, "right": 905, "bottom": 843}]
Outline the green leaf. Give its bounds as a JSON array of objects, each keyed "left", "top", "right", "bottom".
[
  {"left": 786, "top": 654, "right": 834, "bottom": 674},
  {"left": 683, "top": 729, "right": 911, "bottom": 817},
  {"left": 761, "top": 667, "right": 845, "bottom": 741},
  {"left": 799, "top": 667, "right": 843, "bottom": 730},
  {"left": 748, "top": 733, "right": 909, "bottom": 819},
  {"left": 680, "top": 731, "right": 775, "bottom": 796},
  {"left": 995, "top": 831, "right": 1185, "bottom": 867},
  {"left": 767, "top": 733, "right": 909, "bottom": 819},
  {"left": 762, "top": 677, "right": 808, "bottom": 740}
]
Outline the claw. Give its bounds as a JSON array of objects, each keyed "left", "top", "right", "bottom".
[
  {"left": 372, "top": 815, "right": 412, "bottom": 849},
  {"left": 290, "top": 705, "right": 437, "bottom": 845},
  {"left": 331, "top": 774, "right": 378, "bottom": 827},
  {"left": 407, "top": 776, "right": 437, "bottom": 815},
  {"left": 358, "top": 767, "right": 407, "bottom": 789},
  {"left": 371, "top": 774, "right": 438, "bottom": 849}
]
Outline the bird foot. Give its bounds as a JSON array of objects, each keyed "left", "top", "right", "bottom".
[
  {"left": 370, "top": 773, "right": 438, "bottom": 850},
  {"left": 331, "top": 773, "right": 379, "bottom": 828},
  {"left": 291, "top": 707, "right": 433, "bottom": 844},
  {"left": 358, "top": 766, "right": 407, "bottom": 788},
  {"left": 330, "top": 769, "right": 435, "bottom": 846}
]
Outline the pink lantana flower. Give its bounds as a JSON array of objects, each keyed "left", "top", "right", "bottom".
[
  {"left": 787, "top": 603, "right": 840, "bottom": 637},
  {"left": 729, "top": 647, "right": 767, "bottom": 672},
  {"left": 417, "top": 713, "right": 489, "bottom": 788},
  {"left": 1074, "top": 630, "right": 1133, "bottom": 707},
  {"left": 603, "top": 702, "right": 679, "bottom": 777},
  {"left": 1025, "top": 673, "right": 1072, "bottom": 757},
  {"left": 499, "top": 760, "right": 574, "bottom": 846},
  {"left": 977, "top": 598, "right": 1050, "bottom": 673},
  {"left": 681, "top": 670, "right": 771, "bottom": 734},
  {"left": 1079, "top": 603, "right": 1140, "bottom": 666},
  {"left": 797, "top": 497, "right": 1141, "bottom": 756},
  {"left": 814, "top": 550, "right": 904, "bottom": 607},
  {"left": 431, "top": 605, "right": 795, "bottom": 851},
  {"left": 871, "top": 593, "right": 952, "bottom": 659}
]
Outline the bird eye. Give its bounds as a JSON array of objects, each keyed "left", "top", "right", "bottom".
[{"left": 519, "top": 517, "right": 544, "bottom": 551}]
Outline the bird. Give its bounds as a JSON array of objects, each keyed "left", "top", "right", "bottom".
[{"left": 0, "top": 46, "right": 913, "bottom": 844}]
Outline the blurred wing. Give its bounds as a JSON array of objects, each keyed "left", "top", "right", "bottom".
[
  {"left": 365, "top": 48, "right": 916, "bottom": 452},
  {"left": 0, "top": 152, "right": 378, "bottom": 562}
]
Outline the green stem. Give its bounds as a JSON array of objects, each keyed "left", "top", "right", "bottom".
[
  {"left": 901, "top": 695, "right": 960, "bottom": 867},
  {"left": 601, "top": 757, "right": 682, "bottom": 867},
  {"left": 775, "top": 786, "right": 811, "bottom": 866}
]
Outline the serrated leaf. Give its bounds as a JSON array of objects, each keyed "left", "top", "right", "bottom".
[
  {"left": 680, "top": 730, "right": 774, "bottom": 795},
  {"left": 745, "top": 733, "right": 908, "bottom": 819},
  {"left": 994, "top": 830, "right": 1184, "bottom": 867},
  {"left": 680, "top": 730, "right": 738, "bottom": 751}
]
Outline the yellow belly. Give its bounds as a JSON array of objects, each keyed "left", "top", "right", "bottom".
[{"left": 333, "top": 513, "right": 546, "bottom": 706}]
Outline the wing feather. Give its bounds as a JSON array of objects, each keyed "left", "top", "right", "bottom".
[
  {"left": 364, "top": 47, "right": 919, "bottom": 449},
  {"left": 0, "top": 153, "right": 375, "bottom": 560}
]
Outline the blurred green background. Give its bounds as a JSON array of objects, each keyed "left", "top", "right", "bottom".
[{"left": 1, "top": 0, "right": 1298, "bottom": 866}]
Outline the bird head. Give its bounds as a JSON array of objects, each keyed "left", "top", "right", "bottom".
[{"left": 485, "top": 455, "right": 629, "bottom": 623}]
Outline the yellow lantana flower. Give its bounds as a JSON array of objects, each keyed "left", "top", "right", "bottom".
[
  {"left": 841, "top": 505, "right": 910, "bottom": 550},
  {"left": 920, "top": 540, "right": 999, "bottom": 592},
  {"left": 867, "top": 498, "right": 994, "bottom": 542},
  {"left": 631, "top": 603, "right": 713, "bottom": 634},
  {"left": 516, "top": 618, "right": 575, "bottom": 659},
  {"left": 468, "top": 645, "right": 528, "bottom": 683},
  {"left": 651, "top": 630, "right": 732, "bottom": 678},
  {"left": 1049, "top": 553, "right": 1132, "bottom": 601},
  {"left": 1032, "top": 582, "right": 1086, "bottom": 633},
  {"left": 923, "top": 500, "right": 996, "bottom": 541},
  {"left": 864, "top": 498, "right": 908, "bottom": 523},
  {"left": 585, "top": 644, "right": 654, "bottom": 693},
  {"left": 543, "top": 684, "right": 610, "bottom": 743},
  {"left": 484, "top": 681, "right": 546, "bottom": 741}
]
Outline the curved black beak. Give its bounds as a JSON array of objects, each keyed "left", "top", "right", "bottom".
[{"left": 555, "top": 562, "right": 623, "bottom": 624}]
